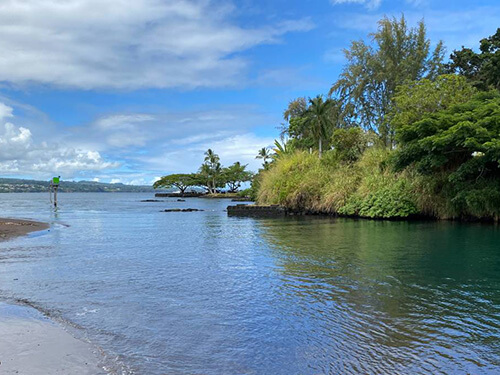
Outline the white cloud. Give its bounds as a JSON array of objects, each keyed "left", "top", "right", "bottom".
[
  {"left": 0, "top": 103, "right": 118, "bottom": 178},
  {"left": 0, "top": 103, "right": 14, "bottom": 121},
  {"left": 140, "top": 132, "right": 275, "bottom": 174},
  {"left": 0, "top": 0, "right": 313, "bottom": 90},
  {"left": 330, "top": 0, "right": 382, "bottom": 10}
]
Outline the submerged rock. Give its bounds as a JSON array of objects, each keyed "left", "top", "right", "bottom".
[{"left": 141, "top": 199, "right": 164, "bottom": 202}]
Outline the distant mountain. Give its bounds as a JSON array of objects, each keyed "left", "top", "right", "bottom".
[{"left": 0, "top": 178, "right": 155, "bottom": 193}]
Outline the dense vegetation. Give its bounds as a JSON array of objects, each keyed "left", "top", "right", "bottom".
[
  {"left": 256, "top": 16, "right": 500, "bottom": 221},
  {"left": 154, "top": 149, "right": 252, "bottom": 194}
]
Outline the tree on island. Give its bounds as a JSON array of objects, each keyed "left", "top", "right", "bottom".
[
  {"left": 199, "top": 149, "right": 223, "bottom": 193},
  {"left": 223, "top": 162, "right": 253, "bottom": 192},
  {"left": 153, "top": 173, "right": 198, "bottom": 195}
]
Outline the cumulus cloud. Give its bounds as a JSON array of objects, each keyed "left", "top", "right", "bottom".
[
  {"left": 0, "top": 0, "right": 313, "bottom": 90},
  {"left": 139, "top": 132, "right": 275, "bottom": 174},
  {"left": 0, "top": 103, "right": 118, "bottom": 178}
]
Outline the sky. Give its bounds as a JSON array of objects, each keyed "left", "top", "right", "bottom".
[{"left": 0, "top": 0, "right": 498, "bottom": 185}]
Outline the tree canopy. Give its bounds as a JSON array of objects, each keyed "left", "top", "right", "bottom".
[
  {"left": 446, "top": 28, "right": 500, "bottom": 90},
  {"left": 329, "top": 15, "right": 444, "bottom": 146},
  {"left": 390, "top": 74, "right": 477, "bottom": 130},
  {"left": 394, "top": 91, "right": 500, "bottom": 177},
  {"left": 153, "top": 173, "right": 198, "bottom": 194}
]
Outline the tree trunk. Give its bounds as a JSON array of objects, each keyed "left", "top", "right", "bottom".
[{"left": 318, "top": 137, "right": 322, "bottom": 159}]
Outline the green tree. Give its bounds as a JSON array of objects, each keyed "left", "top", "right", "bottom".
[
  {"left": 153, "top": 173, "right": 198, "bottom": 195},
  {"left": 256, "top": 147, "right": 272, "bottom": 167},
  {"left": 393, "top": 91, "right": 500, "bottom": 218},
  {"left": 222, "top": 162, "right": 253, "bottom": 192},
  {"left": 303, "top": 95, "right": 335, "bottom": 158},
  {"left": 329, "top": 15, "right": 445, "bottom": 147},
  {"left": 446, "top": 28, "right": 500, "bottom": 90},
  {"left": 272, "top": 138, "right": 293, "bottom": 159},
  {"left": 331, "top": 127, "right": 372, "bottom": 162},
  {"left": 199, "top": 149, "right": 223, "bottom": 193},
  {"left": 390, "top": 74, "right": 477, "bottom": 130}
]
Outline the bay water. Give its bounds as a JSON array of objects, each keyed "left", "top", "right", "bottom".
[{"left": 0, "top": 193, "right": 499, "bottom": 374}]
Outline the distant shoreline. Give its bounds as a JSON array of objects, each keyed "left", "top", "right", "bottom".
[{"left": 0, "top": 218, "right": 49, "bottom": 240}]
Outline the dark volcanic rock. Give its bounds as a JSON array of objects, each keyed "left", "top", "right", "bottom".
[
  {"left": 141, "top": 199, "right": 164, "bottom": 202},
  {"left": 162, "top": 208, "right": 204, "bottom": 212}
]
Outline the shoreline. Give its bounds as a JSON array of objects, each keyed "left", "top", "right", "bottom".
[
  {"left": 0, "top": 218, "right": 49, "bottom": 240},
  {"left": 0, "top": 218, "right": 107, "bottom": 374},
  {"left": 0, "top": 301, "right": 105, "bottom": 374}
]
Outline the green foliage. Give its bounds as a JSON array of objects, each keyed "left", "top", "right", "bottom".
[
  {"left": 331, "top": 127, "right": 373, "bottom": 162},
  {"left": 199, "top": 149, "right": 224, "bottom": 193},
  {"left": 393, "top": 91, "right": 500, "bottom": 219},
  {"left": 390, "top": 74, "right": 477, "bottom": 130},
  {"left": 256, "top": 147, "right": 273, "bottom": 168},
  {"left": 446, "top": 28, "right": 500, "bottom": 90},
  {"left": 302, "top": 95, "right": 338, "bottom": 158},
  {"left": 258, "top": 149, "right": 419, "bottom": 218},
  {"left": 222, "top": 162, "right": 253, "bottom": 192},
  {"left": 153, "top": 173, "right": 199, "bottom": 193},
  {"left": 394, "top": 91, "right": 500, "bottom": 175},
  {"left": 329, "top": 15, "right": 444, "bottom": 146},
  {"left": 339, "top": 178, "right": 418, "bottom": 218}
]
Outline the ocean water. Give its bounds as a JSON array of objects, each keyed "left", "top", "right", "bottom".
[{"left": 0, "top": 193, "right": 499, "bottom": 374}]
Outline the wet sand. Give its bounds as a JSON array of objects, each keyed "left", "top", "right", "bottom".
[
  {"left": 0, "top": 218, "right": 49, "bottom": 240},
  {"left": 0, "top": 302, "right": 105, "bottom": 374},
  {"left": 0, "top": 219, "right": 105, "bottom": 374}
]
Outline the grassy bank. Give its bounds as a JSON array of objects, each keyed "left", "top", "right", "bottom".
[{"left": 256, "top": 149, "right": 500, "bottom": 221}]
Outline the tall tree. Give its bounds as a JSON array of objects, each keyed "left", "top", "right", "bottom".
[
  {"left": 446, "top": 28, "right": 500, "bottom": 91},
  {"left": 390, "top": 74, "right": 477, "bottom": 130},
  {"left": 329, "top": 15, "right": 445, "bottom": 147},
  {"left": 256, "top": 147, "right": 272, "bottom": 167},
  {"left": 200, "top": 149, "right": 222, "bottom": 193},
  {"left": 303, "top": 95, "right": 334, "bottom": 158}
]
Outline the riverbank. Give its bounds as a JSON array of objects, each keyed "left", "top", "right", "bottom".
[
  {"left": 0, "top": 218, "right": 49, "bottom": 240},
  {"left": 0, "top": 302, "right": 104, "bottom": 374}
]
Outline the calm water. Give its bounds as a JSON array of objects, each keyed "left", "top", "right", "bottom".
[{"left": 0, "top": 193, "right": 499, "bottom": 374}]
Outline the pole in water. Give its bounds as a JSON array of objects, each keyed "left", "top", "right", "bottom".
[{"left": 50, "top": 176, "right": 60, "bottom": 208}]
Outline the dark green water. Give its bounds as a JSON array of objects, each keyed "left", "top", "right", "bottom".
[
  {"left": 260, "top": 218, "right": 500, "bottom": 374},
  {"left": 0, "top": 193, "right": 499, "bottom": 374}
]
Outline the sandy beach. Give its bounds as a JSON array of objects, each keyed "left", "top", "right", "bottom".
[
  {"left": 0, "top": 218, "right": 49, "bottom": 240},
  {"left": 0, "top": 219, "right": 105, "bottom": 374},
  {"left": 0, "top": 302, "right": 105, "bottom": 374}
]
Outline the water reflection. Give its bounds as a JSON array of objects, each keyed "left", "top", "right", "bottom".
[{"left": 259, "top": 217, "right": 500, "bottom": 374}]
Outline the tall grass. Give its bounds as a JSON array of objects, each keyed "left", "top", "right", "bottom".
[
  {"left": 258, "top": 149, "right": 419, "bottom": 218},
  {"left": 257, "top": 148, "right": 500, "bottom": 220}
]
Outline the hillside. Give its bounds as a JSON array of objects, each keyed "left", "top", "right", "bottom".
[{"left": 0, "top": 178, "right": 155, "bottom": 193}]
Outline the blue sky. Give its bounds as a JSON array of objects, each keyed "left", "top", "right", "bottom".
[{"left": 0, "top": 0, "right": 498, "bottom": 185}]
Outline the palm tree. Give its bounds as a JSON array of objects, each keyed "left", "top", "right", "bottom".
[
  {"left": 202, "top": 149, "right": 222, "bottom": 193},
  {"left": 304, "top": 95, "right": 333, "bottom": 158},
  {"left": 204, "top": 148, "right": 220, "bottom": 165},
  {"left": 256, "top": 147, "right": 272, "bottom": 167},
  {"left": 272, "top": 138, "right": 291, "bottom": 160}
]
